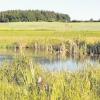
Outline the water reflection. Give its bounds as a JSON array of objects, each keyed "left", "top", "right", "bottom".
[
  {"left": 33, "top": 55, "right": 100, "bottom": 71},
  {"left": 0, "top": 49, "right": 100, "bottom": 71}
]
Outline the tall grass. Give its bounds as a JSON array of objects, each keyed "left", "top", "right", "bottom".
[
  {"left": 0, "top": 22, "right": 100, "bottom": 100},
  {"left": 0, "top": 56, "right": 100, "bottom": 100}
]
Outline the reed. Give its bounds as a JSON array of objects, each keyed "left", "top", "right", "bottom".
[{"left": 0, "top": 56, "right": 100, "bottom": 100}]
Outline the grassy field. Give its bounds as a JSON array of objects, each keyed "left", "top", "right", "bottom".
[
  {"left": 0, "top": 22, "right": 100, "bottom": 48},
  {"left": 0, "top": 22, "right": 100, "bottom": 31}
]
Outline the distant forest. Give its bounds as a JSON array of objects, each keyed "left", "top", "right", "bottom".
[{"left": 0, "top": 10, "right": 70, "bottom": 22}]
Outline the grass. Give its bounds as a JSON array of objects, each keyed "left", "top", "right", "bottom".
[
  {"left": 0, "top": 22, "right": 100, "bottom": 48},
  {"left": 0, "top": 56, "right": 100, "bottom": 100},
  {"left": 0, "top": 22, "right": 100, "bottom": 99},
  {"left": 0, "top": 22, "right": 100, "bottom": 31}
]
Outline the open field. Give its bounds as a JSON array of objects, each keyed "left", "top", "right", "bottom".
[
  {"left": 0, "top": 22, "right": 100, "bottom": 48},
  {"left": 0, "top": 22, "right": 100, "bottom": 31}
]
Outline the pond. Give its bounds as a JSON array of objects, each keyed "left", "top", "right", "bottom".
[{"left": 0, "top": 49, "right": 100, "bottom": 72}]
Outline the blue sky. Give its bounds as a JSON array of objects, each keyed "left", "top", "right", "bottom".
[{"left": 0, "top": 0, "right": 100, "bottom": 20}]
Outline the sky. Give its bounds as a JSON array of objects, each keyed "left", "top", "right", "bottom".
[{"left": 0, "top": 0, "right": 100, "bottom": 20}]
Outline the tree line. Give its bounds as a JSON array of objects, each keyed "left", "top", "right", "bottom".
[
  {"left": 72, "top": 18, "right": 100, "bottom": 22},
  {"left": 0, "top": 10, "right": 70, "bottom": 22}
]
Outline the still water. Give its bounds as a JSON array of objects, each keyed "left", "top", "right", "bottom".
[{"left": 0, "top": 49, "right": 100, "bottom": 71}]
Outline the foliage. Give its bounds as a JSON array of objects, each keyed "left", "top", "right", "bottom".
[{"left": 0, "top": 10, "right": 70, "bottom": 22}]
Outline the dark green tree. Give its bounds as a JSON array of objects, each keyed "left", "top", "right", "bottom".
[{"left": 0, "top": 10, "right": 70, "bottom": 22}]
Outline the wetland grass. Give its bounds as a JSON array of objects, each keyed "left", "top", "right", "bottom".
[{"left": 0, "top": 56, "right": 100, "bottom": 100}]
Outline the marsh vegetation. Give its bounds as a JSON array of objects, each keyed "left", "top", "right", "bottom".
[
  {"left": 0, "top": 22, "right": 100, "bottom": 100},
  {"left": 0, "top": 56, "right": 100, "bottom": 100}
]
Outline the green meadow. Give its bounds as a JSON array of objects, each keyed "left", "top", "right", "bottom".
[{"left": 0, "top": 22, "right": 100, "bottom": 48}]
